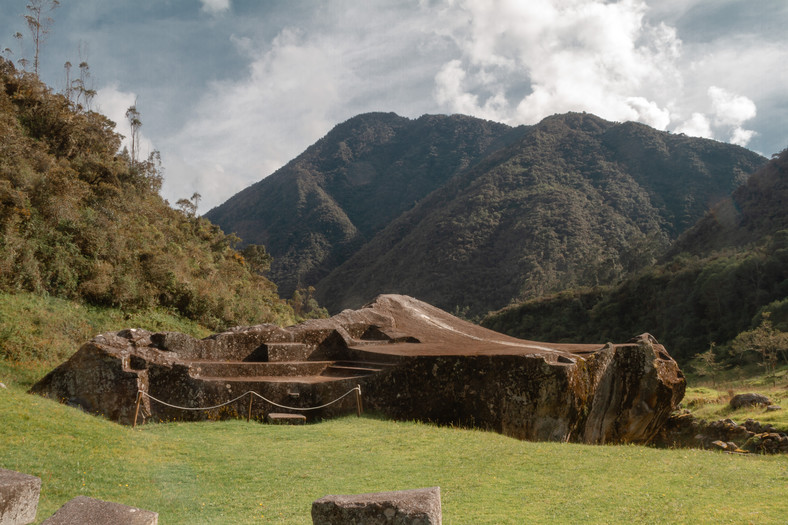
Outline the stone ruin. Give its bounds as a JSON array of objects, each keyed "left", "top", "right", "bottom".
[
  {"left": 0, "top": 468, "right": 158, "bottom": 525},
  {"left": 30, "top": 294, "right": 686, "bottom": 444},
  {"left": 312, "top": 487, "right": 442, "bottom": 525}
]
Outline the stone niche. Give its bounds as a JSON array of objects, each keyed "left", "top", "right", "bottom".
[{"left": 30, "top": 294, "right": 686, "bottom": 444}]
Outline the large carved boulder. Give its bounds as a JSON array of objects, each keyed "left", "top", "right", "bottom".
[{"left": 31, "top": 294, "right": 685, "bottom": 444}]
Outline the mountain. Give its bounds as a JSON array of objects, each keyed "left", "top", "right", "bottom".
[
  {"left": 668, "top": 147, "right": 788, "bottom": 256},
  {"left": 482, "top": 148, "right": 788, "bottom": 364},
  {"left": 0, "top": 58, "right": 293, "bottom": 329},
  {"left": 205, "top": 112, "right": 523, "bottom": 297},
  {"left": 209, "top": 111, "right": 766, "bottom": 316}
]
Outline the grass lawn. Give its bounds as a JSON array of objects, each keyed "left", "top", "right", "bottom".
[
  {"left": 2, "top": 382, "right": 787, "bottom": 524},
  {"left": 683, "top": 365, "right": 788, "bottom": 432},
  {"left": 2, "top": 291, "right": 787, "bottom": 523}
]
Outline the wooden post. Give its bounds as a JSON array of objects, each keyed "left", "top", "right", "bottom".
[
  {"left": 247, "top": 392, "right": 253, "bottom": 422},
  {"left": 132, "top": 390, "right": 142, "bottom": 429},
  {"left": 355, "top": 384, "right": 363, "bottom": 417}
]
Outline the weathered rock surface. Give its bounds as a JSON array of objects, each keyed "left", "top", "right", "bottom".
[
  {"left": 31, "top": 294, "right": 685, "bottom": 444},
  {"left": 312, "top": 487, "right": 441, "bottom": 525},
  {"left": 0, "top": 468, "right": 41, "bottom": 525},
  {"left": 729, "top": 393, "right": 772, "bottom": 409},
  {"left": 41, "top": 496, "right": 157, "bottom": 525}
]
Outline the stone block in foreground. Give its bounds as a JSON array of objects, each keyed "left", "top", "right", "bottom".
[
  {"left": 0, "top": 468, "right": 41, "bottom": 525},
  {"left": 42, "top": 496, "right": 157, "bottom": 525},
  {"left": 312, "top": 486, "right": 441, "bottom": 524}
]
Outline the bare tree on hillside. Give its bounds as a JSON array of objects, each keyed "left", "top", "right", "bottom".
[
  {"left": 126, "top": 104, "right": 142, "bottom": 164},
  {"left": 72, "top": 60, "right": 95, "bottom": 110},
  {"left": 12, "top": 32, "right": 27, "bottom": 70},
  {"left": 24, "top": 0, "right": 59, "bottom": 75},
  {"left": 63, "top": 60, "right": 72, "bottom": 102}
]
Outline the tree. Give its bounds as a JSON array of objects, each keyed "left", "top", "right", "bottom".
[
  {"left": 731, "top": 313, "right": 788, "bottom": 386},
  {"left": 63, "top": 60, "right": 72, "bottom": 102},
  {"left": 694, "top": 342, "right": 723, "bottom": 386},
  {"left": 289, "top": 286, "right": 328, "bottom": 320},
  {"left": 24, "top": 0, "right": 59, "bottom": 75},
  {"left": 13, "top": 32, "right": 27, "bottom": 70},
  {"left": 241, "top": 244, "right": 273, "bottom": 276},
  {"left": 125, "top": 104, "right": 142, "bottom": 164},
  {"left": 176, "top": 192, "right": 201, "bottom": 218},
  {"left": 73, "top": 60, "right": 95, "bottom": 110}
]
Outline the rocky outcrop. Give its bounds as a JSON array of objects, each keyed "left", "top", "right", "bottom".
[
  {"left": 729, "top": 393, "right": 771, "bottom": 409},
  {"left": 312, "top": 487, "right": 442, "bottom": 525},
  {"left": 31, "top": 294, "right": 685, "bottom": 444}
]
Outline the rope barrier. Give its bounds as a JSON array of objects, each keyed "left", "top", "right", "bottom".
[
  {"left": 249, "top": 388, "right": 360, "bottom": 411},
  {"left": 140, "top": 390, "right": 252, "bottom": 411},
  {"left": 132, "top": 385, "right": 362, "bottom": 427}
]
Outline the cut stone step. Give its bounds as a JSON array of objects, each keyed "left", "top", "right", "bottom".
[
  {"left": 322, "top": 365, "right": 383, "bottom": 378},
  {"left": 267, "top": 413, "right": 307, "bottom": 425},
  {"left": 333, "top": 360, "right": 398, "bottom": 368},
  {"left": 189, "top": 361, "right": 330, "bottom": 378},
  {"left": 196, "top": 375, "right": 349, "bottom": 384}
]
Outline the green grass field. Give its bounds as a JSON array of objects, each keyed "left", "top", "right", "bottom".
[
  {"left": 683, "top": 366, "right": 788, "bottom": 432},
  {"left": 2, "top": 292, "right": 787, "bottom": 523},
  {"left": 2, "top": 382, "right": 787, "bottom": 524}
]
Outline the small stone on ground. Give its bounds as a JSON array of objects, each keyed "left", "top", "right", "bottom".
[
  {"left": 41, "top": 496, "right": 157, "bottom": 525},
  {"left": 312, "top": 486, "right": 441, "bottom": 524}
]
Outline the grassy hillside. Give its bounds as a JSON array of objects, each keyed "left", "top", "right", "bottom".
[
  {"left": 483, "top": 149, "right": 788, "bottom": 365},
  {"left": 2, "top": 383, "right": 787, "bottom": 524},
  {"left": 0, "top": 58, "right": 294, "bottom": 330},
  {"left": 0, "top": 291, "right": 212, "bottom": 388},
  {"left": 315, "top": 113, "right": 765, "bottom": 316},
  {"left": 683, "top": 367, "right": 788, "bottom": 432}
]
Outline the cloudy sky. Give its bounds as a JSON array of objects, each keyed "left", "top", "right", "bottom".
[{"left": 1, "top": 0, "right": 786, "bottom": 211}]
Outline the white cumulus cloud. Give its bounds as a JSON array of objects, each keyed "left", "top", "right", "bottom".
[
  {"left": 708, "top": 86, "right": 757, "bottom": 146},
  {"left": 432, "top": 0, "right": 681, "bottom": 130},
  {"left": 162, "top": 28, "right": 349, "bottom": 209},
  {"left": 672, "top": 86, "right": 757, "bottom": 145},
  {"left": 674, "top": 112, "right": 712, "bottom": 139},
  {"left": 709, "top": 86, "right": 756, "bottom": 127},
  {"left": 153, "top": 0, "right": 780, "bottom": 211}
]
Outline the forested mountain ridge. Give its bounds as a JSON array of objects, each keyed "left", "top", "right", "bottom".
[
  {"left": 0, "top": 58, "right": 294, "bottom": 329},
  {"left": 205, "top": 112, "right": 523, "bottom": 297},
  {"left": 210, "top": 111, "right": 765, "bottom": 316},
  {"left": 482, "top": 148, "right": 788, "bottom": 364},
  {"left": 668, "top": 147, "right": 788, "bottom": 257}
]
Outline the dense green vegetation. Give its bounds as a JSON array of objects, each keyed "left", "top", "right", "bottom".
[
  {"left": 209, "top": 111, "right": 765, "bottom": 317},
  {"left": 2, "top": 383, "right": 787, "bottom": 524},
  {"left": 483, "top": 149, "right": 788, "bottom": 367},
  {"left": 0, "top": 58, "right": 294, "bottom": 330},
  {"left": 206, "top": 112, "right": 522, "bottom": 298},
  {"left": 315, "top": 113, "right": 765, "bottom": 316},
  {"left": 482, "top": 238, "right": 787, "bottom": 365}
]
